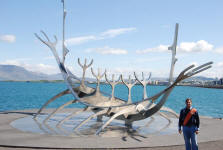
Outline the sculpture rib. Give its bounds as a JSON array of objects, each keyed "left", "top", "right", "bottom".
[
  {"left": 120, "top": 75, "right": 137, "bottom": 104},
  {"left": 105, "top": 73, "right": 121, "bottom": 100},
  {"left": 134, "top": 72, "right": 151, "bottom": 99},
  {"left": 78, "top": 58, "right": 93, "bottom": 88}
]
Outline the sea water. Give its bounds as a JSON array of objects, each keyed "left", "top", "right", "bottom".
[{"left": 0, "top": 81, "right": 222, "bottom": 118}]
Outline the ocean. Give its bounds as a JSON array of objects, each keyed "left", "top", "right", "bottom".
[{"left": 0, "top": 81, "right": 222, "bottom": 118}]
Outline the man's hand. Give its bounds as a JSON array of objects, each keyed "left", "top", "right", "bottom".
[
  {"left": 195, "top": 130, "right": 199, "bottom": 134},
  {"left": 179, "top": 130, "right": 182, "bottom": 134}
]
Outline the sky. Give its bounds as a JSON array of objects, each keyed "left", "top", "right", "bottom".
[{"left": 0, "top": 0, "right": 223, "bottom": 79}]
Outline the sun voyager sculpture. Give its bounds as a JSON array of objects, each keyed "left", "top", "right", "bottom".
[{"left": 33, "top": 0, "right": 213, "bottom": 137}]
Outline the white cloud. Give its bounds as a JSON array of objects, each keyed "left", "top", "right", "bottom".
[
  {"left": 65, "top": 27, "right": 136, "bottom": 46},
  {"left": 108, "top": 67, "right": 166, "bottom": 79},
  {"left": 178, "top": 40, "right": 213, "bottom": 52},
  {"left": 0, "top": 60, "right": 21, "bottom": 66},
  {"left": 65, "top": 35, "right": 97, "bottom": 45},
  {"left": 180, "top": 61, "right": 223, "bottom": 78},
  {"left": 43, "top": 56, "right": 55, "bottom": 60},
  {"left": 0, "top": 59, "right": 59, "bottom": 75},
  {"left": 85, "top": 46, "right": 128, "bottom": 55},
  {"left": 134, "top": 57, "right": 166, "bottom": 63},
  {"left": 197, "top": 67, "right": 223, "bottom": 79},
  {"left": 136, "top": 45, "right": 168, "bottom": 54},
  {"left": 215, "top": 47, "right": 223, "bottom": 54},
  {"left": 160, "top": 24, "right": 170, "bottom": 28},
  {"left": 110, "top": 63, "right": 217, "bottom": 79},
  {"left": 29, "top": 64, "right": 59, "bottom": 75},
  {"left": 100, "top": 27, "right": 136, "bottom": 38},
  {"left": 0, "top": 35, "right": 16, "bottom": 43},
  {"left": 217, "top": 62, "right": 223, "bottom": 67},
  {"left": 187, "top": 62, "right": 199, "bottom": 67},
  {"left": 136, "top": 40, "right": 213, "bottom": 54}
]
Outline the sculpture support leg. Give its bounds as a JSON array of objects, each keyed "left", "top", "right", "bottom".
[
  {"left": 96, "top": 108, "right": 133, "bottom": 135},
  {"left": 150, "top": 111, "right": 172, "bottom": 134},
  {"left": 34, "top": 89, "right": 70, "bottom": 118},
  {"left": 144, "top": 116, "right": 155, "bottom": 128},
  {"left": 56, "top": 107, "right": 88, "bottom": 127},
  {"left": 125, "top": 120, "right": 132, "bottom": 128},
  {"left": 161, "top": 106, "right": 179, "bottom": 118},
  {"left": 97, "top": 115, "right": 103, "bottom": 122},
  {"left": 158, "top": 111, "right": 172, "bottom": 129},
  {"left": 43, "top": 99, "right": 76, "bottom": 124},
  {"left": 73, "top": 109, "right": 108, "bottom": 132}
]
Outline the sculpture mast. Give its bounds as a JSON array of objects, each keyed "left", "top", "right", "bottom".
[
  {"left": 62, "top": 0, "right": 69, "bottom": 63},
  {"left": 168, "top": 23, "right": 179, "bottom": 84}
]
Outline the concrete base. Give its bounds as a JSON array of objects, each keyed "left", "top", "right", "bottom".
[{"left": 0, "top": 109, "right": 223, "bottom": 149}]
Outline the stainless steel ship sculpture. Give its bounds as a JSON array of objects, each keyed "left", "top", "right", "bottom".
[{"left": 33, "top": 0, "right": 213, "bottom": 136}]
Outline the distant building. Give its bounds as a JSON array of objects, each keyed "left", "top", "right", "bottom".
[
  {"left": 157, "top": 81, "right": 169, "bottom": 85},
  {"left": 211, "top": 78, "right": 223, "bottom": 85},
  {"left": 220, "top": 78, "right": 223, "bottom": 85},
  {"left": 153, "top": 81, "right": 159, "bottom": 85}
]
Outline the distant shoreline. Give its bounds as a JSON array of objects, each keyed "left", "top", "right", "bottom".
[
  {"left": 1, "top": 80, "right": 223, "bottom": 89},
  {"left": 0, "top": 80, "right": 64, "bottom": 83},
  {"left": 181, "top": 84, "right": 223, "bottom": 89}
]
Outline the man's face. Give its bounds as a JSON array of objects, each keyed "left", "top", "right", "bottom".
[{"left": 186, "top": 100, "right": 192, "bottom": 108}]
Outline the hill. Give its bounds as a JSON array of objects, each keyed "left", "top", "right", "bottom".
[
  {"left": 0, "top": 65, "right": 62, "bottom": 81},
  {"left": 0, "top": 64, "right": 215, "bottom": 82}
]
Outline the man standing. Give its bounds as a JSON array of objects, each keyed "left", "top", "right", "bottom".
[{"left": 179, "top": 98, "right": 200, "bottom": 150}]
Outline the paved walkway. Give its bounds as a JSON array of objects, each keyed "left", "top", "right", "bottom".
[
  {"left": 0, "top": 109, "right": 223, "bottom": 149},
  {"left": 1, "top": 141, "right": 223, "bottom": 150}
]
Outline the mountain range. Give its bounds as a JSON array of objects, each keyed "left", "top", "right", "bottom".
[
  {"left": 0, "top": 65, "right": 62, "bottom": 81},
  {"left": 0, "top": 64, "right": 216, "bottom": 81}
]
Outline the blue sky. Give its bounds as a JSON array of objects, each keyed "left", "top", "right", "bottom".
[{"left": 0, "top": 0, "right": 223, "bottom": 79}]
